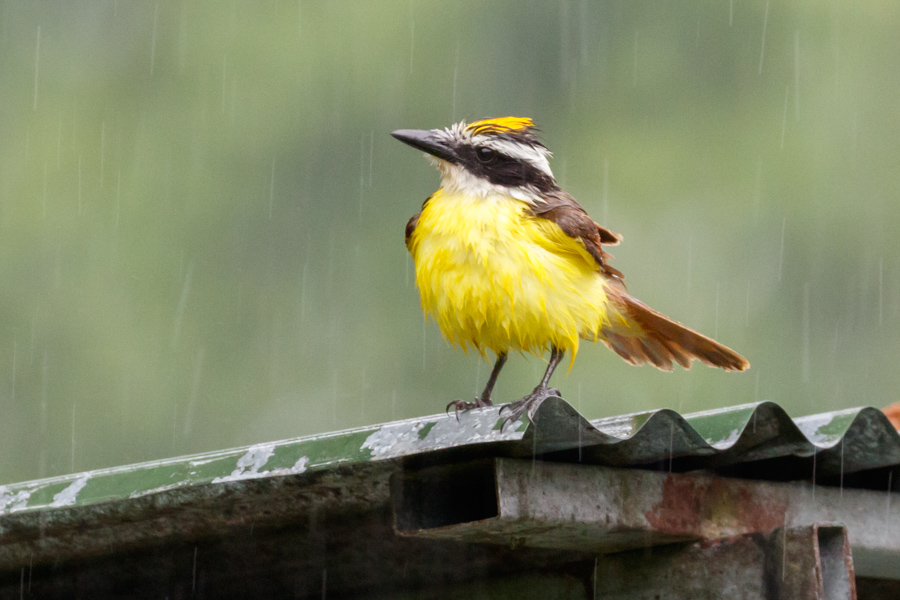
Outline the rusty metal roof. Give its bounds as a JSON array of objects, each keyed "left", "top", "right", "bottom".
[
  {"left": 2, "top": 398, "right": 900, "bottom": 597},
  {"left": 2, "top": 398, "right": 898, "bottom": 518}
]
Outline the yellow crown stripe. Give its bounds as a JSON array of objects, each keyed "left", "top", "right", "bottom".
[{"left": 466, "top": 116, "right": 535, "bottom": 135}]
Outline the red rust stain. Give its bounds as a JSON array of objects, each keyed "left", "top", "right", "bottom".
[
  {"left": 644, "top": 474, "right": 708, "bottom": 534},
  {"left": 723, "top": 480, "right": 790, "bottom": 535},
  {"left": 645, "top": 474, "right": 790, "bottom": 538}
]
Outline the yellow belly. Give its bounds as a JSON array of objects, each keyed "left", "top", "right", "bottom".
[{"left": 408, "top": 189, "right": 617, "bottom": 357}]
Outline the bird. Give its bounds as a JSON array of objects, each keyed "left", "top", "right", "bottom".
[{"left": 392, "top": 117, "right": 749, "bottom": 426}]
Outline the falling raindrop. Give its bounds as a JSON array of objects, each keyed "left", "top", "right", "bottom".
[
  {"left": 780, "top": 86, "right": 789, "bottom": 150},
  {"left": 116, "top": 171, "right": 121, "bottom": 230},
  {"left": 794, "top": 30, "right": 801, "bottom": 121},
  {"left": 777, "top": 217, "right": 786, "bottom": 281},
  {"left": 192, "top": 547, "right": 198, "bottom": 592},
  {"left": 42, "top": 161, "right": 48, "bottom": 218},
  {"left": 100, "top": 121, "right": 105, "bottom": 187},
  {"left": 879, "top": 257, "right": 884, "bottom": 326},
  {"left": 745, "top": 280, "right": 751, "bottom": 327},
  {"left": 560, "top": 0, "right": 570, "bottom": 84},
  {"left": 222, "top": 54, "right": 228, "bottom": 114},
  {"left": 801, "top": 283, "right": 810, "bottom": 383},
  {"left": 408, "top": 5, "right": 414, "bottom": 74},
  {"left": 56, "top": 111, "right": 62, "bottom": 169},
  {"left": 811, "top": 451, "right": 816, "bottom": 502},
  {"left": 71, "top": 402, "right": 76, "bottom": 473},
  {"left": 359, "top": 366, "right": 367, "bottom": 421},
  {"left": 758, "top": 0, "right": 769, "bottom": 73},
  {"left": 78, "top": 154, "right": 83, "bottom": 215},
  {"left": 686, "top": 237, "right": 692, "bottom": 291},
  {"left": 886, "top": 471, "right": 893, "bottom": 542},
  {"left": 473, "top": 360, "right": 481, "bottom": 397},
  {"left": 300, "top": 258, "right": 309, "bottom": 323},
  {"left": 269, "top": 157, "right": 276, "bottom": 219},
  {"left": 368, "top": 130, "right": 374, "bottom": 187},
  {"left": 754, "top": 371, "right": 760, "bottom": 404},
  {"left": 577, "top": 382, "right": 582, "bottom": 463},
  {"left": 150, "top": 3, "right": 159, "bottom": 76},
  {"left": 632, "top": 31, "right": 638, "bottom": 86},
  {"left": 714, "top": 283, "right": 720, "bottom": 338},
  {"left": 602, "top": 158, "right": 609, "bottom": 225},
  {"left": 11, "top": 341, "right": 16, "bottom": 405},
  {"left": 839, "top": 438, "right": 845, "bottom": 499},
  {"left": 171, "top": 263, "right": 194, "bottom": 348},
  {"left": 452, "top": 44, "right": 459, "bottom": 122},
  {"left": 359, "top": 135, "right": 366, "bottom": 217},
  {"left": 33, "top": 26, "right": 40, "bottom": 111},
  {"left": 40, "top": 351, "right": 48, "bottom": 435}
]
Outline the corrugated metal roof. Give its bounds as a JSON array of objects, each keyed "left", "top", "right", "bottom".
[{"left": 2, "top": 398, "right": 898, "bottom": 517}]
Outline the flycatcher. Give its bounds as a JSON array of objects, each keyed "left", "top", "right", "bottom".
[{"left": 393, "top": 117, "right": 748, "bottom": 425}]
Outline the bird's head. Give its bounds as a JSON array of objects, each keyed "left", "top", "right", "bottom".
[{"left": 392, "top": 117, "right": 558, "bottom": 202}]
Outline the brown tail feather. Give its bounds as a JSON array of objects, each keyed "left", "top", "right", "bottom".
[{"left": 602, "top": 291, "right": 749, "bottom": 372}]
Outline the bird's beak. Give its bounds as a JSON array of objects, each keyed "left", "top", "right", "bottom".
[{"left": 391, "top": 129, "right": 458, "bottom": 164}]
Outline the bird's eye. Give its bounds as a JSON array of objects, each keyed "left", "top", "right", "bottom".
[{"left": 476, "top": 147, "right": 495, "bottom": 163}]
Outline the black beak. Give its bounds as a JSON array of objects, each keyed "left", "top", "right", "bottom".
[{"left": 391, "top": 129, "right": 458, "bottom": 163}]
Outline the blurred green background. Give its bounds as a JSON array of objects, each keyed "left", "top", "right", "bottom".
[{"left": 1, "top": 0, "right": 898, "bottom": 485}]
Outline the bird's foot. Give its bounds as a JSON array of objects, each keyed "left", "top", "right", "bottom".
[
  {"left": 446, "top": 396, "right": 494, "bottom": 420},
  {"left": 499, "top": 385, "right": 561, "bottom": 430}
]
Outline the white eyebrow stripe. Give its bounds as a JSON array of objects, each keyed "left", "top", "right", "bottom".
[{"left": 473, "top": 136, "right": 554, "bottom": 178}]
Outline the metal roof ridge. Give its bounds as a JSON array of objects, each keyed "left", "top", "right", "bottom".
[{"left": 3, "top": 399, "right": 900, "bottom": 516}]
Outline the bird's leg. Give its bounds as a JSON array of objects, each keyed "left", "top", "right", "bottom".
[
  {"left": 499, "top": 347, "right": 564, "bottom": 428},
  {"left": 447, "top": 352, "right": 508, "bottom": 417}
]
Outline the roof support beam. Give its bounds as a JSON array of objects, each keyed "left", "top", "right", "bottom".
[
  {"left": 594, "top": 524, "right": 855, "bottom": 600},
  {"left": 392, "top": 458, "right": 899, "bottom": 580}
]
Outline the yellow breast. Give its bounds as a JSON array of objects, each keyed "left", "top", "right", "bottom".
[{"left": 407, "top": 189, "right": 615, "bottom": 357}]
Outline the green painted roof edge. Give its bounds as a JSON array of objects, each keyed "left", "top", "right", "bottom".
[{"left": 2, "top": 399, "right": 899, "bottom": 516}]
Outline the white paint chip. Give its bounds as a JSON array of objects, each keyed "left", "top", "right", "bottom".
[
  {"left": 211, "top": 443, "right": 276, "bottom": 483},
  {"left": 0, "top": 486, "right": 33, "bottom": 513},
  {"left": 50, "top": 475, "right": 90, "bottom": 507}
]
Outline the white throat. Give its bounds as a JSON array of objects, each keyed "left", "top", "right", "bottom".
[{"left": 431, "top": 157, "right": 543, "bottom": 205}]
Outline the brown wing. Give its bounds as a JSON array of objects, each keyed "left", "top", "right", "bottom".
[
  {"left": 405, "top": 194, "right": 434, "bottom": 251},
  {"left": 405, "top": 212, "right": 420, "bottom": 250},
  {"left": 602, "top": 289, "right": 749, "bottom": 372},
  {"left": 529, "top": 190, "right": 625, "bottom": 283}
]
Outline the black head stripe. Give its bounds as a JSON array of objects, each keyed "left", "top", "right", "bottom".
[{"left": 455, "top": 144, "right": 558, "bottom": 193}]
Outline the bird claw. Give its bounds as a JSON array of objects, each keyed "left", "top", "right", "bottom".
[
  {"left": 499, "top": 386, "right": 562, "bottom": 431},
  {"left": 446, "top": 397, "right": 493, "bottom": 421}
]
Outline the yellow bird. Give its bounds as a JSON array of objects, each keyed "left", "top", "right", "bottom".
[{"left": 392, "top": 117, "right": 748, "bottom": 425}]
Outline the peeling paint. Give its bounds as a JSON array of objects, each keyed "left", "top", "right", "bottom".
[
  {"left": 709, "top": 428, "right": 743, "bottom": 449},
  {"left": 270, "top": 456, "right": 310, "bottom": 477},
  {"left": 0, "top": 486, "right": 32, "bottom": 513},
  {"left": 361, "top": 407, "right": 519, "bottom": 459},
  {"left": 128, "top": 482, "right": 190, "bottom": 499},
  {"left": 50, "top": 475, "right": 90, "bottom": 508},
  {"left": 211, "top": 443, "right": 276, "bottom": 483},
  {"left": 0, "top": 399, "right": 897, "bottom": 520}
]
